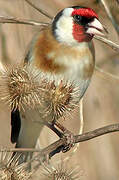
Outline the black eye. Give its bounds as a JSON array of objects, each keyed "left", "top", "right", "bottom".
[
  {"left": 73, "top": 15, "right": 82, "bottom": 22},
  {"left": 73, "top": 15, "right": 93, "bottom": 26}
]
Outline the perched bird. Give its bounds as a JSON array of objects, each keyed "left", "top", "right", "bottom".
[{"left": 11, "top": 6, "right": 106, "bottom": 163}]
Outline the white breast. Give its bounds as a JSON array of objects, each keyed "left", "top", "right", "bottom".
[
  {"left": 46, "top": 42, "right": 94, "bottom": 99},
  {"left": 49, "top": 42, "right": 93, "bottom": 79}
]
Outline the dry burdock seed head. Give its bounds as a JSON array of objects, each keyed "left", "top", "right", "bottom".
[
  {"left": 0, "top": 64, "right": 42, "bottom": 111},
  {"left": 39, "top": 161, "right": 83, "bottom": 180},
  {"left": 0, "top": 151, "right": 32, "bottom": 180},
  {"left": 0, "top": 64, "right": 80, "bottom": 121},
  {"left": 42, "top": 80, "right": 80, "bottom": 120}
]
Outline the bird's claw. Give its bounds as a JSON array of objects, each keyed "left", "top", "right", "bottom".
[{"left": 62, "top": 130, "right": 75, "bottom": 153}]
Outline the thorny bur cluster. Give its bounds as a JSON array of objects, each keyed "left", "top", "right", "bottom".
[{"left": 0, "top": 64, "right": 80, "bottom": 122}]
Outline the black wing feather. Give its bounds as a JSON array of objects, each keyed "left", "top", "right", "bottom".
[{"left": 11, "top": 109, "right": 21, "bottom": 143}]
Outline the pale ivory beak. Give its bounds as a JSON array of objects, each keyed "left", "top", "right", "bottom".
[{"left": 86, "top": 18, "right": 107, "bottom": 37}]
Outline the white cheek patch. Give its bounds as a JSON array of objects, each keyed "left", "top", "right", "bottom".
[
  {"left": 55, "top": 8, "right": 79, "bottom": 46},
  {"left": 63, "top": 8, "right": 74, "bottom": 16}
]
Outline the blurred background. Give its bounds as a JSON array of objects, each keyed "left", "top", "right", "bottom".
[{"left": 0, "top": 0, "right": 119, "bottom": 179}]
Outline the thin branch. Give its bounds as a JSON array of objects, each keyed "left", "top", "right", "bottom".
[
  {"left": 79, "top": 99, "right": 84, "bottom": 135},
  {"left": 1, "top": 123, "right": 119, "bottom": 158},
  {"left": 0, "top": 26, "right": 10, "bottom": 65},
  {"left": 25, "top": 0, "right": 53, "bottom": 20},
  {"left": 0, "top": 16, "right": 119, "bottom": 53},
  {"left": 62, "top": 99, "right": 84, "bottom": 162},
  {"left": 75, "top": 123, "right": 119, "bottom": 142},
  {"left": 32, "top": 123, "right": 119, "bottom": 158},
  {"left": 100, "top": 0, "right": 119, "bottom": 34},
  {"left": 71, "top": 99, "right": 84, "bottom": 153},
  {"left": 95, "top": 66, "right": 119, "bottom": 83},
  {"left": 94, "top": 35, "right": 119, "bottom": 52},
  {"left": 116, "top": 0, "right": 119, "bottom": 4},
  {"left": 0, "top": 16, "right": 49, "bottom": 26},
  {"left": 0, "top": 148, "right": 39, "bottom": 153}
]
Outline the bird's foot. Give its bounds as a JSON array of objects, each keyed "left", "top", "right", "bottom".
[
  {"left": 45, "top": 121, "right": 75, "bottom": 154},
  {"left": 62, "top": 129, "right": 75, "bottom": 153},
  {"left": 55, "top": 122, "right": 75, "bottom": 153}
]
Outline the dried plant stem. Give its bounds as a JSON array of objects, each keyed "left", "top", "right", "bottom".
[
  {"left": 95, "top": 66, "right": 119, "bottom": 83},
  {"left": 69, "top": 99, "right": 84, "bottom": 154},
  {"left": 0, "top": 16, "right": 118, "bottom": 52},
  {"left": 39, "top": 123, "right": 119, "bottom": 159},
  {"left": 62, "top": 99, "right": 84, "bottom": 163},
  {"left": 116, "top": 0, "right": 119, "bottom": 4},
  {"left": 0, "top": 148, "right": 40, "bottom": 153},
  {"left": 0, "top": 16, "right": 49, "bottom": 26},
  {"left": 25, "top": 0, "right": 53, "bottom": 19},
  {"left": 0, "top": 26, "right": 10, "bottom": 65},
  {"left": 100, "top": 0, "right": 119, "bottom": 34},
  {"left": 1, "top": 123, "right": 119, "bottom": 158},
  {"left": 78, "top": 99, "right": 84, "bottom": 135},
  {"left": 75, "top": 123, "right": 119, "bottom": 142},
  {"left": 94, "top": 35, "right": 119, "bottom": 51}
]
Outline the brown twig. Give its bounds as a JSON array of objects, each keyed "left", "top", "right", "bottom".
[
  {"left": 95, "top": 66, "right": 119, "bottom": 83},
  {"left": 62, "top": 99, "right": 84, "bottom": 162},
  {"left": 1, "top": 123, "right": 119, "bottom": 157},
  {"left": 94, "top": 35, "right": 119, "bottom": 51},
  {"left": 100, "top": 0, "right": 119, "bottom": 34},
  {"left": 116, "top": 0, "right": 119, "bottom": 4},
  {"left": 0, "top": 148, "right": 39, "bottom": 153},
  {"left": 75, "top": 123, "right": 119, "bottom": 142},
  {"left": 0, "top": 16, "right": 49, "bottom": 26},
  {"left": 0, "top": 26, "right": 10, "bottom": 65},
  {"left": 0, "top": 16, "right": 118, "bottom": 52},
  {"left": 40, "top": 123, "right": 119, "bottom": 159},
  {"left": 24, "top": 0, "right": 53, "bottom": 20}
]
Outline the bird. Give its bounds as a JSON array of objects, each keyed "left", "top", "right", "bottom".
[{"left": 11, "top": 6, "right": 106, "bottom": 163}]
